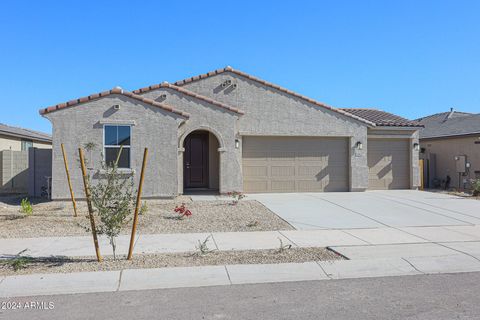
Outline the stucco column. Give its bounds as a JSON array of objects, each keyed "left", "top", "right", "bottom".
[
  {"left": 349, "top": 133, "right": 369, "bottom": 191},
  {"left": 410, "top": 132, "right": 421, "bottom": 189},
  {"left": 219, "top": 141, "right": 243, "bottom": 194}
]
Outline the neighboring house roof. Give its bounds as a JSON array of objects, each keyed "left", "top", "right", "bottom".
[
  {"left": 416, "top": 109, "right": 480, "bottom": 139},
  {"left": 39, "top": 87, "right": 190, "bottom": 118},
  {"left": 340, "top": 109, "right": 423, "bottom": 127},
  {"left": 132, "top": 82, "right": 245, "bottom": 115},
  {"left": 173, "top": 66, "right": 377, "bottom": 126},
  {"left": 0, "top": 123, "right": 52, "bottom": 143}
]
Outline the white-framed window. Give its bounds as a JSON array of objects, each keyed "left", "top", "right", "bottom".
[
  {"left": 21, "top": 139, "right": 33, "bottom": 151},
  {"left": 103, "top": 125, "right": 131, "bottom": 168}
]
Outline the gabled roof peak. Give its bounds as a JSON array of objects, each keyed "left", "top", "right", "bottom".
[
  {"left": 173, "top": 66, "right": 376, "bottom": 126},
  {"left": 132, "top": 82, "right": 244, "bottom": 115},
  {"left": 39, "top": 87, "right": 190, "bottom": 118}
]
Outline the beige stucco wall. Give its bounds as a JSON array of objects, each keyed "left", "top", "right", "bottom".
[
  {"left": 43, "top": 94, "right": 185, "bottom": 199},
  {"left": 0, "top": 134, "right": 51, "bottom": 151},
  {"left": 421, "top": 135, "right": 480, "bottom": 189}
]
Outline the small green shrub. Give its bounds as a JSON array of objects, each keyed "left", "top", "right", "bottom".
[
  {"left": 195, "top": 235, "right": 213, "bottom": 255},
  {"left": 20, "top": 198, "right": 33, "bottom": 216},
  {"left": 227, "top": 191, "right": 246, "bottom": 205},
  {"left": 1, "top": 249, "right": 34, "bottom": 271},
  {"left": 471, "top": 179, "right": 480, "bottom": 196},
  {"left": 246, "top": 220, "right": 259, "bottom": 228},
  {"left": 139, "top": 201, "right": 148, "bottom": 215},
  {"left": 276, "top": 238, "right": 292, "bottom": 253}
]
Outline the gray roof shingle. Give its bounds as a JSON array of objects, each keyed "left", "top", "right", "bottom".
[
  {"left": 340, "top": 109, "right": 423, "bottom": 127},
  {"left": 416, "top": 110, "right": 480, "bottom": 139},
  {"left": 0, "top": 123, "right": 52, "bottom": 143}
]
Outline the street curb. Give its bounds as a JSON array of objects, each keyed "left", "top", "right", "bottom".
[{"left": 2, "top": 258, "right": 480, "bottom": 298}]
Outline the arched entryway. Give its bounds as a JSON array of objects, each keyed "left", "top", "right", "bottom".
[{"left": 182, "top": 130, "right": 220, "bottom": 192}]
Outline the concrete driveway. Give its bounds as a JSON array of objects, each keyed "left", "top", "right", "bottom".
[{"left": 249, "top": 190, "right": 480, "bottom": 230}]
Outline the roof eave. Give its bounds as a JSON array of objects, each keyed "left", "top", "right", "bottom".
[
  {"left": 0, "top": 130, "right": 52, "bottom": 143},
  {"left": 420, "top": 132, "right": 480, "bottom": 140},
  {"left": 132, "top": 82, "right": 245, "bottom": 115},
  {"left": 175, "top": 67, "right": 376, "bottom": 127},
  {"left": 39, "top": 88, "right": 190, "bottom": 119}
]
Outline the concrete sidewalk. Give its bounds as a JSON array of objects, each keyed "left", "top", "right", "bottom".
[
  {"left": 4, "top": 226, "right": 480, "bottom": 298},
  {"left": 3, "top": 257, "right": 480, "bottom": 298},
  {"left": 2, "top": 226, "right": 480, "bottom": 258}
]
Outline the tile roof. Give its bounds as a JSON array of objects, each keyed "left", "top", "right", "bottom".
[
  {"left": 39, "top": 87, "right": 190, "bottom": 118},
  {"left": 173, "top": 66, "right": 376, "bottom": 126},
  {"left": 341, "top": 108, "right": 423, "bottom": 127},
  {"left": 132, "top": 82, "right": 245, "bottom": 115},
  {"left": 0, "top": 123, "right": 52, "bottom": 143},
  {"left": 416, "top": 109, "right": 480, "bottom": 139}
]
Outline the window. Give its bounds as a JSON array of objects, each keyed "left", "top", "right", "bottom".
[
  {"left": 21, "top": 139, "right": 33, "bottom": 151},
  {"left": 104, "top": 125, "right": 131, "bottom": 168}
]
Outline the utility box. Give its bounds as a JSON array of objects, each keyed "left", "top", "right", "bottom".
[{"left": 455, "top": 155, "right": 466, "bottom": 173}]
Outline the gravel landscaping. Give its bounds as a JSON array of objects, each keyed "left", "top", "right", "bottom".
[
  {"left": 0, "top": 195, "right": 293, "bottom": 238},
  {"left": 0, "top": 247, "right": 342, "bottom": 276}
]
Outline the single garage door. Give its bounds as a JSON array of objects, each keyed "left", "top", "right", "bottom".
[
  {"left": 368, "top": 139, "right": 410, "bottom": 190},
  {"left": 242, "top": 137, "right": 349, "bottom": 193}
]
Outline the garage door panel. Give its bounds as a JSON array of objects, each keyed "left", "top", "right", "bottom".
[
  {"left": 243, "top": 137, "right": 349, "bottom": 193},
  {"left": 368, "top": 139, "right": 410, "bottom": 190},
  {"left": 271, "top": 180, "right": 296, "bottom": 192},
  {"left": 271, "top": 166, "right": 295, "bottom": 177},
  {"left": 297, "top": 180, "right": 324, "bottom": 192},
  {"left": 297, "top": 166, "right": 324, "bottom": 176},
  {"left": 243, "top": 180, "right": 268, "bottom": 193},
  {"left": 243, "top": 166, "right": 268, "bottom": 177}
]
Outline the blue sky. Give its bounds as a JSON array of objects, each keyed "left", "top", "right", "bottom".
[{"left": 1, "top": 0, "right": 479, "bottom": 133}]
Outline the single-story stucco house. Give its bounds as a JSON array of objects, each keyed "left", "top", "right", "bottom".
[
  {"left": 417, "top": 108, "right": 480, "bottom": 190},
  {"left": 40, "top": 66, "right": 423, "bottom": 200}
]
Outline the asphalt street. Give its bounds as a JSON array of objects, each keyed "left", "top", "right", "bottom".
[{"left": 2, "top": 272, "right": 480, "bottom": 320}]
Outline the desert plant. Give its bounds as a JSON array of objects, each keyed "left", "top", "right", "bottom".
[
  {"left": 83, "top": 142, "right": 96, "bottom": 151},
  {"left": 139, "top": 201, "right": 148, "bottom": 215},
  {"left": 20, "top": 198, "right": 33, "bottom": 216},
  {"left": 1, "top": 249, "right": 34, "bottom": 271},
  {"left": 195, "top": 235, "right": 213, "bottom": 255},
  {"left": 276, "top": 238, "right": 292, "bottom": 253},
  {"left": 471, "top": 179, "right": 480, "bottom": 196},
  {"left": 227, "top": 191, "right": 245, "bottom": 205},
  {"left": 88, "top": 150, "right": 135, "bottom": 260},
  {"left": 174, "top": 203, "right": 192, "bottom": 219},
  {"left": 246, "top": 220, "right": 259, "bottom": 228}
]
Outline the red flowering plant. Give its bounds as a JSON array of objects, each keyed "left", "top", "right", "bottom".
[{"left": 173, "top": 203, "right": 192, "bottom": 219}]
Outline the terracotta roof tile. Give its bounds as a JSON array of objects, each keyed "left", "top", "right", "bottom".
[
  {"left": 133, "top": 82, "right": 245, "bottom": 115},
  {"left": 39, "top": 88, "right": 190, "bottom": 118},
  {"left": 341, "top": 108, "right": 423, "bottom": 127},
  {"left": 173, "top": 66, "right": 376, "bottom": 126}
]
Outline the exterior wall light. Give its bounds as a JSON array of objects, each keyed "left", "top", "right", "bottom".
[
  {"left": 355, "top": 141, "right": 363, "bottom": 150},
  {"left": 413, "top": 143, "right": 420, "bottom": 151},
  {"left": 235, "top": 139, "right": 240, "bottom": 149}
]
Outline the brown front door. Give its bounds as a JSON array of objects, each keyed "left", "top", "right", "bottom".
[{"left": 184, "top": 132, "right": 209, "bottom": 188}]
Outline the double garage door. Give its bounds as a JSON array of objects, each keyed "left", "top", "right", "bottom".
[
  {"left": 242, "top": 137, "right": 349, "bottom": 193},
  {"left": 242, "top": 136, "right": 411, "bottom": 193},
  {"left": 367, "top": 139, "right": 410, "bottom": 190}
]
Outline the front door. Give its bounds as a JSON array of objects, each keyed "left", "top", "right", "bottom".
[{"left": 184, "top": 132, "right": 209, "bottom": 188}]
